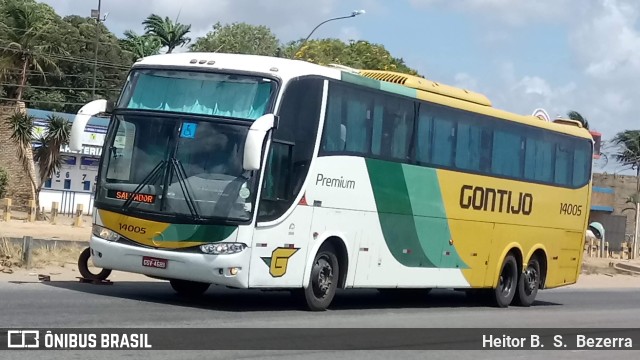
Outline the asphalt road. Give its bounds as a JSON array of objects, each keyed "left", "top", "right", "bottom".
[{"left": 1, "top": 280, "right": 639, "bottom": 359}]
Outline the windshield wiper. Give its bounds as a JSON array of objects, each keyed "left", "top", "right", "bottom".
[
  {"left": 121, "top": 160, "right": 166, "bottom": 211},
  {"left": 170, "top": 158, "right": 201, "bottom": 219}
]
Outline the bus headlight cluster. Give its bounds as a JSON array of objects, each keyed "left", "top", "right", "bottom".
[
  {"left": 92, "top": 225, "right": 120, "bottom": 241},
  {"left": 200, "top": 243, "right": 247, "bottom": 255}
]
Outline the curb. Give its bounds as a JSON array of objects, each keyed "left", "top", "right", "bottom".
[{"left": 4, "top": 237, "right": 88, "bottom": 250}]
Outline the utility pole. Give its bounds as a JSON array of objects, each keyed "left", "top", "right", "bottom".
[{"left": 91, "top": 0, "right": 102, "bottom": 100}]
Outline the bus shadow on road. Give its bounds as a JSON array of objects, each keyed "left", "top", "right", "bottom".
[{"left": 40, "top": 280, "right": 561, "bottom": 312}]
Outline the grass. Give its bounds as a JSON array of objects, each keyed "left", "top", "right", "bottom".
[{"left": 0, "top": 237, "right": 84, "bottom": 269}]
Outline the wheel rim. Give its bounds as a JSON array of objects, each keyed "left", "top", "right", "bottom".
[
  {"left": 312, "top": 255, "right": 333, "bottom": 299},
  {"left": 523, "top": 265, "right": 539, "bottom": 295},
  {"left": 499, "top": 264, "right": 514, "bottom": 298}
]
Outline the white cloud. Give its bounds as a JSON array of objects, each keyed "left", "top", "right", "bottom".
[
  {"left": 409, "top": 0, "right": 576, "bottom": 26},
  {"left": 40, "top": 0, "right": 341, "bottom": 41}
]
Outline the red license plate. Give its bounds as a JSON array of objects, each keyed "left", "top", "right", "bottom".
[{"left": 142, "top": 256, "right": 167, "bottom": 269}]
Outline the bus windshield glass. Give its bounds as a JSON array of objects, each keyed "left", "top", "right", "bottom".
[
  {"left": 96, "top": 113, "right": 257, "bottom": 222},
  {"left": 118, "top": 69, "right": 275, "bottom": 120}
]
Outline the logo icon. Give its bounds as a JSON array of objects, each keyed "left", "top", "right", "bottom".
[
  {"left": 7, "top": 330, "right": 40, "bottom": 348},
  {"left": 261, "top": 247, "right": 299, "bottom": 277}
]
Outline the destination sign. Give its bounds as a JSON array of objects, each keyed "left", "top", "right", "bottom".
[{"left": 107, "top": 190, "right": 156, "bottom": 204}]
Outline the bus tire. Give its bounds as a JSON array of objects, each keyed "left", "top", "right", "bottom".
[
  {"left": 170, "top": 279, "right": 210, "bottom": 297},
  {"left": 78, "top": 247, "right": 112, "bottom": 281},
  {"left": 304, "top": 243, "right": 339, "bottom": 311},
  {"left": 493, "top": 254, "right": 518, "bottom": 308},
  {"left": 513, "top": 256, "right": 541, "bottom": 307}
]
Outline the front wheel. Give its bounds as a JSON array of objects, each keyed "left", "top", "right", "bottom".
[
  {"left": 304, "top": 244, "right": 340, "bottom": 311},
  {"left": 170, "top": 279, "right": 210, "bottom": 297},
  {"left": 514, "top": 256, "right": 541, "bottom": 307},
  {"left": 78, "top": 247, "right": 112, "bottom": 281},
  {"left": 493, "top": 254, "right": 518, "bottom": 308}
]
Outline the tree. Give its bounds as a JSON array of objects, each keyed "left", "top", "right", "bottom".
[
  {"left": 567, "top": 110, "right": 589, "bottom": 129},
  {"left": 0, "top": 0, "right": 65, "bottom": 101},
  {"left": 286, "top": 39, "right": 420, "bottom": 76},
  {"left": 120, "top": 29, "right": 162, "bottom": 60},
  {"left": 5, "top": 111, "right": 38, "bottom": 207},
  {"left": 190, "top": 22, "right": 279, "bottom": 56},
  {"left": 611, "top": 130, "right": 640, "bottom": 192},
  {"left": 142, "top": 14, "right": 191, "bottom": 54},
  {"left": 5, "top": 111, "right": 70, "bottom": 219},
  {"left": 0, "top": 167, "right": 8, "bottom": 199}
]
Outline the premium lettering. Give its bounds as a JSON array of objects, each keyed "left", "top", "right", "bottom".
[
  {"left": 316, "top": 173, "right": 356, "bottom": 189},
  {"left": 459, "top": 185, "right": 533, "bottom": 215}
]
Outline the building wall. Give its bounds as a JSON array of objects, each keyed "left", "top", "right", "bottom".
[
  {"left": 592, "top": 173, "right": 639, "bottom": 239},
  {"left": 0, "top": 103, "right": 35, "bottom": 210}
]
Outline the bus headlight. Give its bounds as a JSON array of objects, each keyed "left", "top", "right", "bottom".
[
  {"left": 200, "top": 243, "right": 247, "bottom": 255},
  {"left": 92, "top": 225, "right": 120, "bottom": 241}
]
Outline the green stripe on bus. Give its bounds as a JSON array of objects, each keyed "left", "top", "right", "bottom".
[
  {"left": 366, "top": 159, "right": 468, "bottom": 269},
  {"left": 379, "top": 81, "right": 417, "bottom": 98},
  {"left": 341, "top": 72, "right": 381, "bottom": 90},
  {"left": 153, "top": 223, "right": 237, "bottom": 242}
]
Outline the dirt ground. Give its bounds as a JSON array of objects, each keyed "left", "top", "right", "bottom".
[{"left": 0, "top": 214, "right": 92, "bottom": 241}]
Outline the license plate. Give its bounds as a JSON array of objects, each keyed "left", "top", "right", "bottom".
[{"left": 142, "top": 256, "right": 167, "bottom": 269}]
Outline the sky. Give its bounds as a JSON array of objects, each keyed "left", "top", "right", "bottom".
[{"left": 40, "top": 0, "right": 640, "bottom": 174}]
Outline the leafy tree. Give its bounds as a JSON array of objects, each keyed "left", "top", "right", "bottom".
[
  {"left": 120, "top": 29, "right": 161, "bottom": 60},
  {"left": 567, "top": 110, "right": 589, "bottom": 129},
  {"left": 0, "top": 0, "right": 66, "bottom": 101},
  {"left": 612, "top": 130, "right": 640, "bottom": 192},
  {"left": 190, "top": 22, "right": 279, "bottom": 56},
  {"left": 287, "top": 39, "right": 419, "bottom": 76},
  {"left": 142, "top": 14, "right": 191, "bottom": 54}
]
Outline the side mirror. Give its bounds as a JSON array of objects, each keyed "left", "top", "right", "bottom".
[
  {"left": 243, "top": 114, "right": 276, "bottom": 171},
  {"left": 106, "top": 99, "right": 116, "bottom": 114},
  {"left": 69, "top": 99, "right": 107, "bottom": 152}
]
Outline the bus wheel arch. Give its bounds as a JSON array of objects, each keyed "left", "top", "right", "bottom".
[{"left": 323, "top": 236, "right": 349, "bottom": 289}]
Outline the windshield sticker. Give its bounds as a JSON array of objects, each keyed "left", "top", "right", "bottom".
[
  {"left": 180, "top": 122, "right": 197, "bottom": 138},
  {"left": 239, "top": 185, "right": 250, "bottom": 199}
]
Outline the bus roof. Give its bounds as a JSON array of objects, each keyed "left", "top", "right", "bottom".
[{"left": 133, "top": 52, "right": 593, "bottom": 140}]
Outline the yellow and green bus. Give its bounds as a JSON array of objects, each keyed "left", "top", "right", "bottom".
[{"left": 70, "top": 53, "right": 593, "bottom": 311}]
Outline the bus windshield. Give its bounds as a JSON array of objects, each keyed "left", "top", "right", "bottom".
[
  {"left": 96, "top": 114, "right": 257, "bottom": 222},
  {"left": 118, "top": 69, "right": 275, "bottom": 120}
]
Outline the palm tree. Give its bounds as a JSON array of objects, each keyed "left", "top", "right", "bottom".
[
  {"left": 0, "top": 1, "right": 64, "bottom": 101},
  {"left": 6, "top": 111, "right": 38, "bottom": 206},
  {"left": 6, "top": 112, "right": 70, "bottom": 219},
  {"left": 611, "top": 130, "right": 640, "bottom": 192},
  {"left": 142, "top": 14, "right": 191, "bottom": 54},
  {"left": 120, "top": 30, "right": 162, "bottom": 60},
  {"left": 567, "top": 110, "right": 589, "bottom": 129},
  {"left": 34, "top": 114, "right": 71, "bottom": 195}
]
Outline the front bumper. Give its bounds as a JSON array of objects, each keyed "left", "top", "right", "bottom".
[{"left": 89, "top": 236, "right": 250, "bottom": 288}]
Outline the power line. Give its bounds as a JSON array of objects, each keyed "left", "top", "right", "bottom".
[
  {"left": 0, "top": 24, "right": 131, "bottom": 49},
  {"left": 0, "top": 97, "right": 93, "bottom": 106},
  {"left": 2, "top": 68, "right": 126, "bottom": 79},
  {"left": 0, "top": 83, "right": 122, "bottom": 91},
  {"left": 0, "top": 46, "right": 132, "bottom": 70}
]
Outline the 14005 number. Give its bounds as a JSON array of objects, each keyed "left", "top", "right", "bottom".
[{"left": 560, "top": 203, "right": 582, "bottom": 216}]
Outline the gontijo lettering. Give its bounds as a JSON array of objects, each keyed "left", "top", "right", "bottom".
[{"left": 459, "top": 185, "right": 533, "bottom": 215}]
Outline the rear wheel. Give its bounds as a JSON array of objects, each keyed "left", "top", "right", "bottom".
[
  {"left": 514, "top": 256, "right": 541, "bottom": 307},
  {"left": 304, "top": 244, "right": 339, "bottom": 311},
  {"left": 493, "top": 254, "right": 518, "bottom": 308},
  {"left": 170, "top": 279, "right": 210, "bottom": 297}
]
